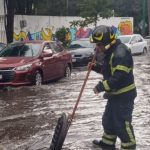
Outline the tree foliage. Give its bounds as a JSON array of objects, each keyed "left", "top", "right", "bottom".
[
  {"left": 111, "top": 0, "right": 144, "bottom": 32},
  {"left": 77, "top": 0, "right": 112, "bottom": 26},
  {"left": 55, "top": 27, "right": 71, "bottom": 47}
]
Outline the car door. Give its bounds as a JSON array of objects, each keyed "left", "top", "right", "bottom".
[
  {"left": 136, "top": 35, "right": 145, "bottom": 53},
  {"left": 41, "top": 43, "right": 57, "bottom": 81},
  {"left": 130, "top": 36, "right": 139, "bottom": 54},
  {"left": 50, "top": 42, "right": 66, "bottom": 77}
]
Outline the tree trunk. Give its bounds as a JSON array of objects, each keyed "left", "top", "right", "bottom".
[
  {"left": 148, "top": 0, "right": 150, "bottom": 35},
  {"left": 4, "top": 0, "right": 14, "bottom": 43}
]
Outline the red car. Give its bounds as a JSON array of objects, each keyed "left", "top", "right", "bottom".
[{"left": 0, "top": 40, "right": 72, "bottom": 87}]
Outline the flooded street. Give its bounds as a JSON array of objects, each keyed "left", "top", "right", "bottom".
[{"left": 0, "top": 54, "right": 150, "bottom": 150}]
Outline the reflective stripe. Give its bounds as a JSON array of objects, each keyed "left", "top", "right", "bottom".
[
  {"left": 94, "top": 33, "right": 103, "bottom": 41},
  {"left": 121, "top": 121, "right": 136, "bottom": 148},
  {"left": 121, "top": 141, "right": 136, "bottom": 147},
  {"left": 110, "top": 33, "right": 115, "bottom": 40},
  {"left": 103, "top": 132, "right": 117, "bottom": 140},
  {"left": 109, "top": 53, "right": 114, "bottom": 76},
  {"left": 103, "top": 80, "right": 110, "bottom": 91},
  {"left": 102, "top": 137, "right": 115, "bottom": 145},
  {"left": 125, "top": 121, "right": 136, "bottom": 142},
  {"left": 109, "top": 83, "right": 135, "bottom": 95},
  {"left": 108, "top": 51, "right": 135, "bottom": 95},
  {"left": 105, "top": 40, "right": 116, "bottom": 50},
  {"left": 112, "top": 65, "right": 132, "bottom": 75},
  {"left": 109, "top": 53, "right": 132, "bottom": 75}
]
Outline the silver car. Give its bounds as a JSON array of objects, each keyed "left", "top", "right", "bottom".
[
  {"left": 117, "top": 34, "right": 148, "bottom": 55},
  {"left": 68, "top": 38, "right": 95, "bottom": 66}
]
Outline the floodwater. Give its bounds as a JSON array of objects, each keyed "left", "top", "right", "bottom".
[{"left": 0, "top": 54, "right": 150, "bottom": 150}]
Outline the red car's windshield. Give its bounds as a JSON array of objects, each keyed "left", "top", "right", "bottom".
[{"left": 0, "top": 43, "right": 41, "bottom": 57}]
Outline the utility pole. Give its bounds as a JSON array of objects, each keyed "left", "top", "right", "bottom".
[
  {"left": 66, "top": 0, "right": 69, "bottom": 16},
  {"left": 4, "top": 0, "right": 15, "bottom": 43},
  {"left": 142, "top": 0, "right": 146, "bottom": 36},
  {"left": 148, "top": 0, "right": 150, "bottom": 35}
]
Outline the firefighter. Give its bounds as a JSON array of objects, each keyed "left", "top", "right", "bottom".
[{"left": 89, "top": 25, "right": 137, "bottom": 150}]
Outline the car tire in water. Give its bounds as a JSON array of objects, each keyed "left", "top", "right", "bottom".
[
  {"left": 64, "top": 65, "right": 71, "bottom": 77},
  {"left": 33, "top": 71, "right": 43, "bottom": 85},
  {"left": 143, "top": 47, "right": 147, "bottom": 54}
]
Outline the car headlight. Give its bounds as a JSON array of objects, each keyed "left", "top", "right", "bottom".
[{"left": 15, "top": 64, "right": 32, "bottom": 71}]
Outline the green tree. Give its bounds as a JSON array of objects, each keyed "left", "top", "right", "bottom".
[
  {"left": 55, "top": 27, "right": 71, "bottom": 47},
  {"left": 15, "top": 0, "right": 34, "bottom": 15},
  {"left": 77, "top": 0, "right": 113, "bottom": 26},
  {"left": 111, "top": 0, "right": 147, "bottom": 34}
]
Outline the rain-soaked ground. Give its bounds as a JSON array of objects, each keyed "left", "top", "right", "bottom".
[{"left": 0, "top": 53, "right": 150, "bottom": 150}]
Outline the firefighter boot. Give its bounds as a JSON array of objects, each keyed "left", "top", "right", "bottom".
[{"left": 93, "top": 139, "right": 116, "bottom": 150}]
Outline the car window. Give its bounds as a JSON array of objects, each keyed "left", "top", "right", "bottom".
[
  {"left": 57, "top": 42, "right": 64, "bottom": 51},
  {"left": 117, "top": 36, "right": 131, "bottom": 43},
  {"left": 30, "top": 44, "right": 41, "bottom": 56},
  {"left": 130, "top": 36, "right": 137, "bottom": 43},
  {"left": 69, "top": 40, "right": 94, "bottom": 49},
  {"left": 42, "top": 43, "right": 53, "bottom": 55},
  {"left": 136, "top": 35, "right": 143, "bottom": 42},
  {"left": 43, "top": 43, "right": 51, "bottom": 50},
  {"left": 20, "top": 45, "right": 33, "bottom": 56},
  {"left": 69, "top": 43, "right": 82, "bottom": 48},
  {"left": 0, "top": 43, "right": 41, "bottom": 57},
  {"left": 50, "top": 42, "right": 63, "bottom": 53}
]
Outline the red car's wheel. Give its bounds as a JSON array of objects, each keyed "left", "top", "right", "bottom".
[
  {"left": 33, "top": 71, "right": 43, "bottom": 85},
  {"left": 64, "top": 65, "right": 71, "bottom": 77}
]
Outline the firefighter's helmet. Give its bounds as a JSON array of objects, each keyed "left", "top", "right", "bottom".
[{"left": 91, "top": 25, "right": 116, "bottom": 46}]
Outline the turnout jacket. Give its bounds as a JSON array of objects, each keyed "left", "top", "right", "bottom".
[{"left": 93, "top": 39, "right": 137, "bottom": 98}]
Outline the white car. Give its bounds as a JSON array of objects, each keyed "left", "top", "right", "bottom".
[
  {"left": 144, "top": 36, "right": 150, "bottom": 51},
  {"left": 117, "top": 34, "right": 148, "bottom": 55}
]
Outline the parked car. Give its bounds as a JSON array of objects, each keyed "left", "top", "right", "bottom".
[
  {"left": 117, "top": 34, "right": 148, "bottom": 55},
  {"left": 0, "top": 42, "right": 6, "bottom": 51},
  {"left": 68, "top": 38, "right": 95, "bottom": 66},
  {"left": 144, "top": 35, "right": 150, "bottom": 51},
  {"left": 0, "top": 40, "right": 72, "bottom": 87}
]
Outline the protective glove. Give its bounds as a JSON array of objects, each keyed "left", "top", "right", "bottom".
[
  {"left": 87, "top": 62, "right": 96, "bottom": 70},
  {"left": 103, "top": 92, "right": 110, "bottom": 99},
  {"left": 94, "top": 81, "right": 105, "bottom": 94},
  {"left": 93, "top": 87, "right": 99, "bottom": 94}
]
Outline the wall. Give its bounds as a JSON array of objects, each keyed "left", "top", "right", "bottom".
[
  {"left": 13, "top": 15, "right": 133, "bottom": 42},
  {"left": 0, "top": 0, "right": 6, "bottom": 43},
  {"left": 0, "top": 0, "right": 4, "bottom": 15}
]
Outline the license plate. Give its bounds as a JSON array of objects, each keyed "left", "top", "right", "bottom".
[
  {"left": 0, "top": 74, "right": 2, "bottom": 80},
  {"left": 72, "top": 58, "right": 76, "bottom": 62}
]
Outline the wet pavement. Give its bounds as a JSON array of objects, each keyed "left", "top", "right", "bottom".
[{"left": 0, "top": 53, "right": 150, "bottom": 150}]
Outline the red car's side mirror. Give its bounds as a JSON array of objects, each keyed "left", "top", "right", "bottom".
[{"left": 42, "top": 49, "right": 53, "bottom": 57}]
